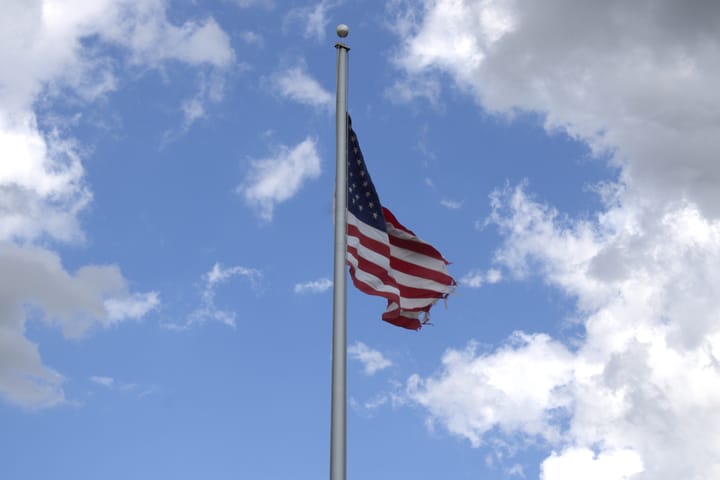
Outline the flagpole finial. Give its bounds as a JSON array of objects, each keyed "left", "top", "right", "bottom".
[{"left": 336, "top": 24, "right": 349, "bottom": 38}]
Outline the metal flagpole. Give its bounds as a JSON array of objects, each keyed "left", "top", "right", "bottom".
[{"left": 331, "top": 23, "right": 350, "bottom": 480}]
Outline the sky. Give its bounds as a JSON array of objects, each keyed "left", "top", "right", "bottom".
[{"left": 2, "top": 0, "right": 720, "bottom": 479}]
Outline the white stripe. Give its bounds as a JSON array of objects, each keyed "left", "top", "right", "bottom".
[
  {"left": 347, "top": 234, "right": 391, "bottom": 270},
  {"left": 388, "top": 242, "right": 449, "bottom": 274},
  {"left": 347, "top": 253, "right": 442, "bottom": 310},
  {"left": 385, "top": 222, "right": 416, "bottom": 240},
  {"left": 384, "top": 303, "right": 425, "bottom": 319},
  {"left": 349, "top": 212, "right": 449, "bottom": 274},
  {"left": 349, "top": 239, "right": 453, "bottom": 293},
  {"left": 347, "top": 212, "right": 388, "bottom": 244}
]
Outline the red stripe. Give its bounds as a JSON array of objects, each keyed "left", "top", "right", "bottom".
[
  {"left": 383, "top": 314, "right": 422, "bottom": 331},
  {"left": 382, "top": 207, "right": 416, "bottom": 236},
  {"left": 346, "top": 206, "right": 455, "bottom": 331},
  {"left": 347, "top": 223, "right": 391, "bottom": 257},
  {"left": 347, "top": 246, "right": 447, "bottom": 300},
  {"left": 347, "top": 262, "right": 399, "bottom": 305},
  {"left": 388, "top": 235, "right": 449, "bottom": 264},
  {"left": 349, "top": 223, "right": 451, "bottom": 284},
  {"left": 389, "top": 256, "right": 455, "bottom": 286}
]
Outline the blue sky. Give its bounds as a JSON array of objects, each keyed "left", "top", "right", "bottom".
[{"left": 3, "top": 1, "right": 720, "bottom": 479}]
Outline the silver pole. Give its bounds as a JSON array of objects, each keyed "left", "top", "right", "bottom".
[{"left": 331, "top": 23, "right": 349, "bottom": 480}]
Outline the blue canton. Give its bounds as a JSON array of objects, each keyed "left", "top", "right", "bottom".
[{"left": 348, "top": 121, "right": 387, "bottom": 232}]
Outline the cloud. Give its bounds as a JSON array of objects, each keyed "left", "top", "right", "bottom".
[
  {"left": 168, "top": 263, "right": 261, "bottom": 330},
  {"left": 0, "top": 243, "right": 158, "bottom": 408},
  {"left": 348, "top": 341, "right": 393, "bottom": 375},
  {"left": 389, "top": 5, "right": 720, "bottom": 475},
  {"left": 238, "top": 137, "right": 322, "bottom": 221},
  {"left": 239, "top": 31, "right": 264, "bottom": 46},
  {"left": 408, "top": 333, "right": 574, "bottom": 446},
  {"left": 0, "top": 0, "right": 235, "bottom": 242},
  {"left": 162, "top": 71, "right": 228, "bottom": 144},
  {"left": 105, "top": 292, "right": 160, "bottom": 321},
  {"left": 385, "top": 75, "right": 442, "bottom": 107},
  {"left": 284, "top": 0, "right": 340, "bottom": 41},
  {"left": 294, "top": 277, "right": 332, "bottom": 294},
  {"left": 90, "top": 376, "right": 115, "bottom": 388},
  {"left": 541, "top": 448, "right": 643, "bottom": 480},
  {"left": 270, "top": 65, "right": 333, "bottom": 110},
  {"left": 232, "top": 0, "right": 274, "bottom": 8},
  {"left": 460, "top": 268, "right": 502, "bottom": 288},
  {"left": 0, "top": 114, "right": 91, "bottom": 243},
  {"left": 89, "top": 375, "right": 155, "bottom": 396},
  {"left": 406, "top": 185, "right": 720, "bottom": 479},
  {"left": 440, "top": 199, "right": 462, "bottom": 210},
  {"left": 0, "top": 1, "right": 233, "bottom": 410},
  {"left": 391, "top": 0, "right": 720, "bottom": 218}
]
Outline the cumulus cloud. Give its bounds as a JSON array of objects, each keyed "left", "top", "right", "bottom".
[
  {"left": 389, "top": 3, "right": 720, "bottom": 476},
  {"left": 541, "top": 447, "right": 643, "bottom": 480},
  {"left": 392, "top": 0, "right": 720, "bottom": 218},
  {"left": 408, "top": 333, "right": 574, "bottom": 446},
  {"left": 0, "top": 243, "right": 158, "bottom": 408},
  {"left": 294, "top": 277, "right": 332, "bottom": 294},
  {"left": 0, "top": 0, "right": 232, "bottom": 410},
  {"left": 270, "top": 65, "right": 333, "bottom": 110},
  {"left": 406, "top": 185, "right": 720, "bottom": 479},
  {"left": 0, "top": 0, "right": 235, "bottom": 242},
  {"left": 348, "top": 341, "right": 393, "bottom": 376},
  {"left": 238, "top": 137, "right": 322, "bottom": 221}
]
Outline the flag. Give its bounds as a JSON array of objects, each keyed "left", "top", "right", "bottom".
[{"left": 345, "top": 118, "right": 456, "bottom": 330}]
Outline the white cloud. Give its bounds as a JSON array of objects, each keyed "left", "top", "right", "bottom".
[
  {"left": 0, "top": 243, "right": 158, "bottom": 408},
  {"left": 90, "top": 376, "right": 115, "bottom": 388},
  {"left": 460, "top": 268, "right": 502, "bottom": 288},
  {"left": 385, "top": 75, "right": 442, "bottom": 107},
  {"left": 284, "top": 0, "right": 339, "bottom": 41},
  {"left": 392, "top": 0, "right": 720, "bottom": 218},
  {"left": 270, "top": 65, "right": 333, "bottom": 110},
  {"left": 406, "top": 185, "right": 720, "bottom": 479},
  {"left": 89, "top": 375, "right": 157, "bottom": 397},
  {"left": 348, "top": 341, "right": 393, "bottom": 375},
  {"left": 170, "top": 263, "right": 261, "bottom": 330},
  {"left": 390, "top": 6, "right": 720, "bottom": 475},
  {"left": 162, "top": 71, "right": 228, "bottom": 144},
  {"left": 294, "top": 277, "right": 332, "bottom": 294},
  {"left": 105, "top": 292, "right": 160, "bottom": 321},
  {"left": 239, "top": 31, "right": 264, "bottom": 46},
  {"left": 0, "top": 0, "right": 235, "bottom": 242},
  {"left": 440, "top": 199, "right": 462, "bottom": 210},
  {"left": 238, "top": 137, "right": 322, "bottom": 221},
  {"left": 232, "top": 0, "right": 274, "bottom": 8},
  {"left": 0, "top": 0, "right": 234, "bottom": 410},
  {"left": 541, "top": 448, "right": 644, "bottom": 480},
  {"left": 408, "top": 333, "right": 574, "bottom": 446}
]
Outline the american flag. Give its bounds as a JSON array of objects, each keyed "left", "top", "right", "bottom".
[{"left": 345, "top": 118, "right": 456, "bottom": 330}]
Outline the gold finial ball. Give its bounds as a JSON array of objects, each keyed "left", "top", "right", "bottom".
[{"left": 336, "top": 24, "right": 349, "bottom": 38}]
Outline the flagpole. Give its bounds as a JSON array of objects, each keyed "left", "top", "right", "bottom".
[{"left": 331, "top": 23, "right": 350, "bottom": 480}]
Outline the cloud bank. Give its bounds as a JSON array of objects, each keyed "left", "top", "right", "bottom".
[
  {"left": 0, "top": 0, "right": 234, "bottom": 408},
  {"left": 392, "top": 1, "right": 720, "bottom": 478}
]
